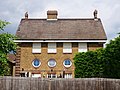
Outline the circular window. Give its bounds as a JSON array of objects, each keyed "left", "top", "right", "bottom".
[
  {"left": 32, "top": 59, "right": 41, "bottom": 68},
  {"left": 63, "top": 59, "right": 72, "bottom": 68},
  {"left": 48, "top": 59, "right": 56, "bottom": 67}
]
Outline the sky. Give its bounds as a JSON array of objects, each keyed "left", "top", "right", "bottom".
[{"left": 0, "top": 0, "right": 120, "bottom": 40}]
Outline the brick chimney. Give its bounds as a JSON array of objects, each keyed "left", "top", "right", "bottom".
[{"left": 47, "top": 10, "right": 58, "bottom": 20}]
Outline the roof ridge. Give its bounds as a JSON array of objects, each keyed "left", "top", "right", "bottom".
[{"left": 21, "top": 18, "right": 100, "bottom": 20}]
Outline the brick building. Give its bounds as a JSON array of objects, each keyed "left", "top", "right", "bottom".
[{"left": 14, "top": 10, "right": 107, "bottom": 78}]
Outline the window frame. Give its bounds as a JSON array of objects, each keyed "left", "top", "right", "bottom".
[
  {"left": 31, "top": 74, "right": 41, "bottom": 78},
  {"left": 78, "top": 42, "right": 87, "bottom": 52},
  {"left": 32, "top": 59, "right": 41, "bottom": 68},
  {"left": 48, "top": 59, "right": 56, "bottom": 67},
  {"left": 63, "top": 59, "right": 72, "bottom": 68},
  {"left": 63, "top": 42, "right": 72, "bottom": 53},
  {"left": 48, "top": 42, "right": 57, "bottom": 53},
  {"left": 64, "top": 73, "right": 72, "bottom": 78},
  {"left": 32, "top": 43, "right": 41, "bottom": 53},
  {"left": 47, "top": 74, "right": 57, "bottom": 78}
]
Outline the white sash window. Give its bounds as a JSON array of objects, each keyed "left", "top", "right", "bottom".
[
  {"left": 78, "top": 43, "right": 87, "bottom": 52},
  {"left": 32, "top": 43, "right": 41, "bottom": 53},
  {"left": 63, "top": 43, "right": 72, "bottom": 53},
  {"left": 48, "top": 42, "right": 57, "bottom": 53}
]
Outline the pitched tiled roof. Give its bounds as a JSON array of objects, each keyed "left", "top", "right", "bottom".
[{"left": 16, "top": 18, "right": 107, "bottom": 40}]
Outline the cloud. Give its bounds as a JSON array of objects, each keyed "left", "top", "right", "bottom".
[
  {"left": 97, "top": 1, "right": 120, "bottom": 39},
  {"left": 0, "top": 0, "right": 120, "bottom": 40}
]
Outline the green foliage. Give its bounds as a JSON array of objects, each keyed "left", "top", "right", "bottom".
[
  {"left": 0, "top": 20, "right": 10, "bottom": 30},
  {"left": 104, "top": 34, "right": 120, "bottom": 78},
  {"left": 74, "top": 49, "right": 105, "bottom": 78},
  {"left": 0, "top": 52, "right": 10, "bottom": 75},
  {"left": 0, "top": 20, "right": 17, "bottom": 76},
  {"left": 74, "top": 34, "right": 120, "bottom": 78},
  {"left": 0, "top": 33, "right": 17, "bottom": 54}
]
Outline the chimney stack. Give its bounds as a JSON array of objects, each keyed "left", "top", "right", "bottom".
[
  {"left": 47, "top": 10, "right": 58, "bottom": 20},
  {"left": 25, "top": 12, "right": 28, "bottom": 19}
]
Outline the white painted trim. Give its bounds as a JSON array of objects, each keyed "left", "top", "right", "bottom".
[
  {"left": 14, "top": 40, "right": 107, "bottom": 43},
  {"left": 47, "top": 19, "right": 58, "bottom": 21},
  {"left": 64, "top": 73, "right": 72, "bottom": 78},
  {"left": 32, "top": 74, "right": 41, "bottom": 78}
]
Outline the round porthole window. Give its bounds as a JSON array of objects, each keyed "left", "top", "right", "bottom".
[
  {"left": 48, "top": 59, "right": 56, "bottom": 67},
  {"left": 32, "top": 59, "right": 41, "bottom": 68},
  {"left": 63, "top": 59, "right": 72, "bottom": 68}
]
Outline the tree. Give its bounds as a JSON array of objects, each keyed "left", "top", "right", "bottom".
[
  {"left": 0, "top": 20, "right": 9, "bottom": 30},
  {"left": 0, "top": 20, "right": 17, "bottom": 76},
  {"left": 104, "top": 34, "right": 120, "bottom": 78}
]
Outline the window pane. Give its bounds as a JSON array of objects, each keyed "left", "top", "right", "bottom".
[
  {"left": 32, "top": 59, "right": 41, "bottom": 68},
  {"left": 64, "top": 74, "right": 72, "bottom": 78},
  {"left": 48, "top": 42, "right": 56, "bottom": 53},
  {"left": 63, "top": 59, "right": 72, "bottom": 68},
  {"left": 47, "top": 74, "right": 56, "bottom": 78},
  {"left": 63, "top": 43, "right": 72, "bottom": 53},
  {"left": 34, "top": 60, "right": 39, "bottom": 66},
  {"left": 32, "top": 43, "right": 41, "bottom": 53},
  {"left": 48, "top": 74, "right": 51, "bottom": 78},
  {"left": 49, "top": 60, "right": 55, "bottom": 66},
  {"left": 78, "top": 43, "right": 87, "bottom": 52},
  {"left": 52, "top": 74, "right": 56, "bottom": 78},
  {"left": 65, "top": 60, "right": 70, "bottom": 65},
  {"left": 48, "top": 59, "right": 56, "bottom": 67}
]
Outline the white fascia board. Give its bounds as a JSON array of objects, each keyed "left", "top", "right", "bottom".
[
  {"left": 47, "top": 19, "right": 58, "bottom": 21},
  {"left": 14, "top": 40, "right": 107, "bottom": 43}
]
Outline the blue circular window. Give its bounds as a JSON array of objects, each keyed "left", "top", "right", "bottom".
[
  {"left": 32, "top": 59, "right": 41, "bottom": 68},
  {"left": 48, "top": 59, "right": 56, "bottom": 67},
  {"left": 63, "top": 59, "right": 72, "bottom": 68}
]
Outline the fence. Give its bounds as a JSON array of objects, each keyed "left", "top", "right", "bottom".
[{"left": 0, "top": 77, "right": 120, "bottom": 90}]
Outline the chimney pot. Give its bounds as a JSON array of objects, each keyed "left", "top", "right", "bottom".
[
  {"left": 93, "top": 10, "right": 98, "bottom": 21},
  {"left": 25, "top": 12, "right": 28, "bottom": 19},
  {"left": 93, "top": 10, "right": 98, "bottom": 18}
]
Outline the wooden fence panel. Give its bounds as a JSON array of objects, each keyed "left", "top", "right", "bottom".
[{"left": 0, "top": 77, "right": 120, "bottom": 90}]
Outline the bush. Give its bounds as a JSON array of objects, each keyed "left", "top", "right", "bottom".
[
  {"left": 74, "top": 34, "right": 120, "bottom": 78},
  {"left": 74, "top": 49, "right": 105, "bottom": 78}
]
